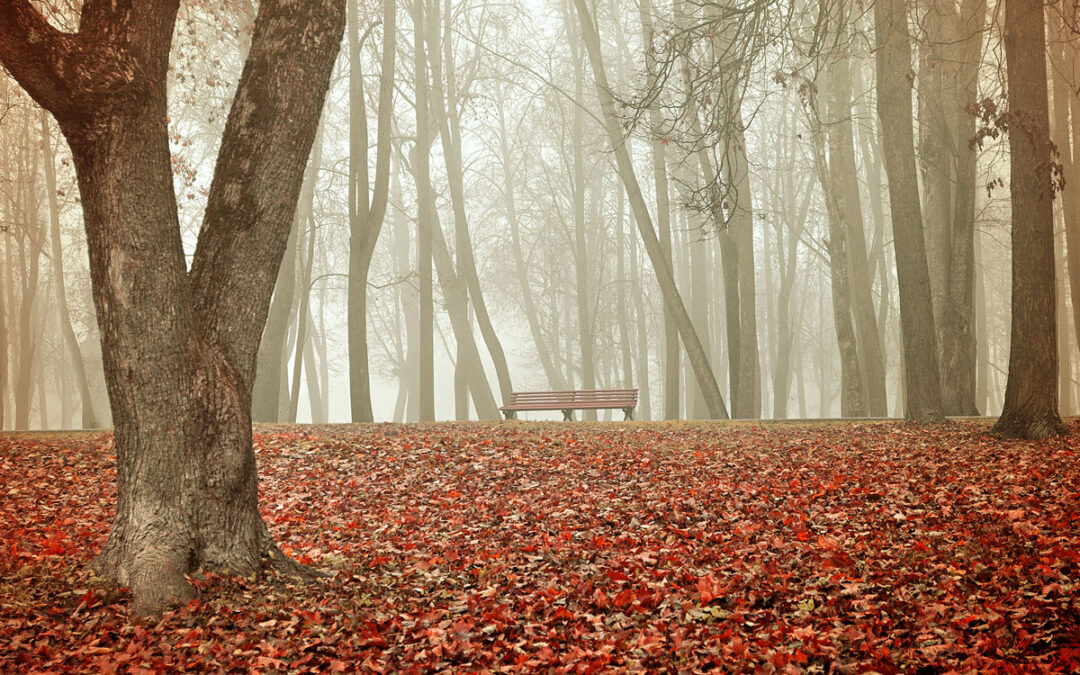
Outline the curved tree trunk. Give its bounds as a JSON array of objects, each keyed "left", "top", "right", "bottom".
[
  {"left": 40, "top": 111, "right": 99, "bottom": 428},
  {"left": 347, "top": 0, "right": 396, "bottom": 423},
  {"left": 426, "top": 1, "right": 513, "bottom": 406}
]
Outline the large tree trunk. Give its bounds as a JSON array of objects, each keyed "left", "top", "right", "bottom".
[
  {"left": 873, "top": 0, "right": 945, "bottom": 423},
  {"left": 573, "top": 0, "right": 728, "bottom": 419},
  {"left": 0, "top": 0, "right": 345, "bottom": 615},
  {"left": 991, "top": 0, "right": 1065, "bottom": 438},
  {"left": 348, "top": 0, "right": 395, "bottom": 423}
]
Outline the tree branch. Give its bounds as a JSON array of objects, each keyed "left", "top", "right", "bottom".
[
  {"left": 189, "top": 0, "right": 346, "bottom": 392},
  {"left": 0, "top": 0, "right": 78, "bottom": 115}
]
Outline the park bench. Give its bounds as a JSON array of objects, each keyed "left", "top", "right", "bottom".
[{"left": 500, "top": 388, "right": 638, "bottom": 421}]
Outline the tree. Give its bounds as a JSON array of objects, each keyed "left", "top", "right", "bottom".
[
  {"left": 0, "top": 0, "right": 345, "bottom": 614},
  {"left": 572, "top": 0, "right": 729, "bottom": 420},
  {"left": 40, "top": 111, "right": 99, "bottom": 429},
  {"left": 990, "top": 0, "right": 1066, "bottom": 439},
  {"left": 873, "top": 0, "right": 945, "bottom": 423},
  {"left": 348, "top": 0, "right": 396, "bottom": 423},
  {"left": 412, "top": 0, "right": 436, "bottom": 422}
]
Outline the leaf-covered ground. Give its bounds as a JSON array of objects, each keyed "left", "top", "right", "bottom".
[{"left": 1, "top": 421, "right": 1079, "bottom": 673}]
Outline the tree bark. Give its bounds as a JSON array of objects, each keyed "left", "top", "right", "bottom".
[
  {"left": 573, "top": 0, "right": 728, "bottom": 419},
  {"left": 640, "top": 0, "right": 680, "bottom": 420},
  {"left": 412, "top": 0, "right": 436, "bottom": 421},
  {"left": 825, "top": 48, "right": 888, "bottom": 416},
  {"left": 873, "top": 0, "right": 945, "bottom": 423},
  {"left": 0, "top": 0, "right": 345, "bottom": 615},
  {"left": 348, "top": 0, "right": 396, "bottom": 423},
  {"left": 810, "top": 87, "right": 867, "bottom": 418},
  {"left": 991, "top": 0, "right": 1066, "bottom": 438},
  {"left": 40, "top": 111, "right": 99, "bottom": 428}
]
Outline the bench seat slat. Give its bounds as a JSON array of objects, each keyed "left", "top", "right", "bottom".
[{"left": 500, "top": 388, "right": 638, "bottom": 420}]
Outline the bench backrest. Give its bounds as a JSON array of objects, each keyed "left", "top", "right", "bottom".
[{"left": 506, "top": 389, "right": 638, "bottom": 407}]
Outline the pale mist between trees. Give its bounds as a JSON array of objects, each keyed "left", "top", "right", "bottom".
[{"left": 1, "top": 0, "right": 1076, "bottom": 433}]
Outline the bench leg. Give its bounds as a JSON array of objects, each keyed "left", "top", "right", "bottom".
[
  {"left": 502, "top": 410, "right": 515, "bottom": 420},
  {"left": 623, "top": 407, "right": 633, "bottom": 421},
  {"left": 562, "top": 409, "right": 574, "bottom": 422}
]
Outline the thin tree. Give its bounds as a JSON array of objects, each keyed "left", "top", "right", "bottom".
[
  {"left": 348, "top": 0, "right": 396, "bottom": 423},
  {"left": 873, "top": 0, "right": 945, "bottom": 423},
  {"left": 573, "top": 0, "right": 729, "bottom": 419}
]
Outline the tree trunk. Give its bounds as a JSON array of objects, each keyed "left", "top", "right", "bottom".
[
  {"left": 251, "top": 217, "right": 298, "bottom": 422},
  {"left": 936, "top": 0, "right": 985, "bottom": 416},
  {"left": 628, "top": 192, "right": 653, "bottom": 420},
  {"left": 826, "top": 49, "right": 888, "bottom": 416},
  {"left": 348, "top": 0, "right": 395, "bottom": 423},
  {"left": 573, "top": 0, "right": 728, "bottom": 419},
  {"left": 873, "top": 0, "right": 945, "bottom": 423},
  {"left": 426, "top": 204, "right": 501, "bottom": 419},
  {"left": 728, "top": 127, "right": 762, "bottom": 419},
  {"left": 1051, "top": 4, "right": 1080, "bottom": 394},
  {"left": 810, "top": 90, "right": 867, "bottom": 417},
  {"left": 426, "top": 0, "right": 514, "bottom": 409},
  {"left": 41, "top": 111, "right": 99, "bottom": 428},
  {"left": 14, "top": 116, "right": 42, "bottom": 431},
  {"left": 640, "top": 0, "right": 680, "bottom": 420},
  {"left": 413, "top": 0, "right": 436, "bottom": 421},
  {"left": 991, "top": 0, "right": 1065, "bottom": 438},
  {"left": 0, "top": 0, "right": 345, "bottom": 615}
]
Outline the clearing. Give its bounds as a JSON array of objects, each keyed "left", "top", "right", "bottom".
[{"left": 1, "top": 421, "right": 1078, "bottom": 673}]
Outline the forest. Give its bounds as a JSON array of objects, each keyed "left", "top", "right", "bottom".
[
  {"left": 1, "top": 0, "right": 1079, "bottom": 672},
  {"left": 0, "top": 0, "right": 1074, "bottom": 432}
]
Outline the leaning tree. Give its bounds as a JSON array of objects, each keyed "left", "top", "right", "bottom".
[{"left": 0, "top": 0, "right": 345, "bottom": 615}]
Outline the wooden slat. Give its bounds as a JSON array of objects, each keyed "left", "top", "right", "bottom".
[{"left": 501, "top": 388, "right": 638, "bottom": 412}]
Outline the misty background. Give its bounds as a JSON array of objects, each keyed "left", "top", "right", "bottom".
[{"left": 0, "top": 0, "right": 1074, "bottom": 429}]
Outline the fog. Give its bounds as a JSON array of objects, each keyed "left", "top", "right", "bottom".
[{"left": 0, "top": 0, "right": 1076, "bottom": 429}]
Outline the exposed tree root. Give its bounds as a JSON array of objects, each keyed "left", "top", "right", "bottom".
[
  {"left": 261, "top": 545, "right": 330, "bottom": 580},
  {"left": 990, "top": 413, "right": 1067, "bottom": 441}
]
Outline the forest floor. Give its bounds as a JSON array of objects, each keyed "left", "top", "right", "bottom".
[{"left": 1, "top": 420, "right": 1079, "bottom": 673}]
